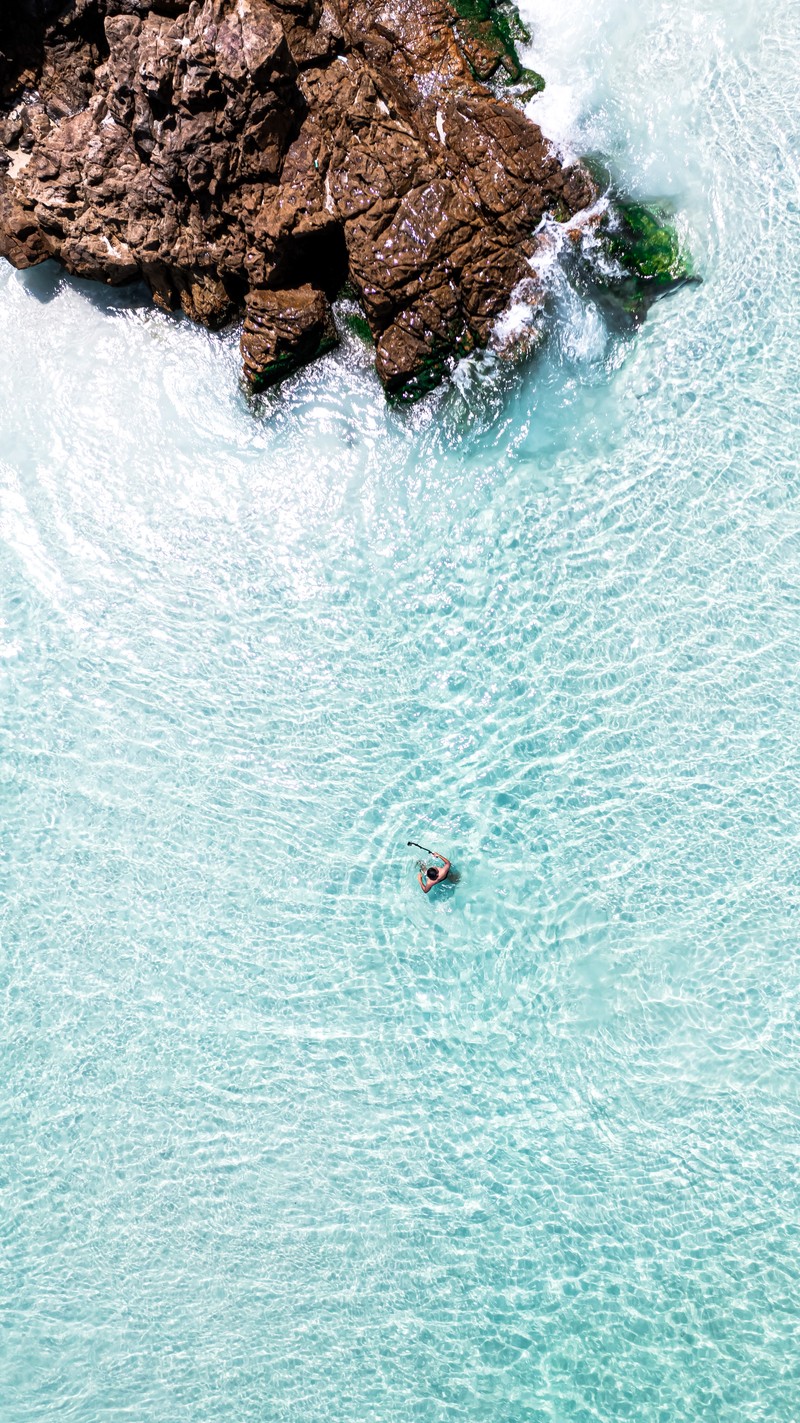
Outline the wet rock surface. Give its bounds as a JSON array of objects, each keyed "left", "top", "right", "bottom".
[{"left": 0, "top": 0, "right": 598, "bottom": 396}]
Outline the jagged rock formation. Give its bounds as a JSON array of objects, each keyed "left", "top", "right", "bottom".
[{"left": 0, "top": 0, "right": 597, "bottom": 397}]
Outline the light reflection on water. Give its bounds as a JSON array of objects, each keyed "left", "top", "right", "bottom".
[{"left": 2, "top": 0, "right": 800, "bottom": 1418}]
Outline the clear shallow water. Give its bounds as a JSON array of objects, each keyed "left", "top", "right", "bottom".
[{"left": 2, "top": 0, "right": 800, "bottom": 1418}]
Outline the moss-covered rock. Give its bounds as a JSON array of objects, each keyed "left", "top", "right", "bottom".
[
  {"left": 386, "top": 326, "right": 476, "bottom": 405},
  {"left": 247, "top": 326, "right": 339, "bottom": 390},
  {"left": 588, "top": 193, "right": 696, "bottom": 320},
  {"left": 449, "top": 0, "right": 536, "bottom": 83},
  {"left": 503, "top": 66, "right": 546, "bottom": 101},
  {"left": 344, "top": 311, "right": 374, "bottom": 346},
  {"left": 604, "top": 201, "right": 692, "bottom": 284}
]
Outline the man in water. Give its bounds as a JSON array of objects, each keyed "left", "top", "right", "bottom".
[{"left": 418, "top": 851, "right": 451, "bottom": 894}]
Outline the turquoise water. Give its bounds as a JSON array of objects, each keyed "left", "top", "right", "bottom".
[{"left": 2, "top": 0, "right": 800, "bottom": 1418}]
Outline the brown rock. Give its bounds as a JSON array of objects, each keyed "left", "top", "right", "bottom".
[
  {"left": 241, "top": 281, "right": 337, "bottom": 386},
  {"left": 0, "top": 0, "right": 597, "bottom": 397}
]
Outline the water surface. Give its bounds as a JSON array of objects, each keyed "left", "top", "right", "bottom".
[{"left": 2, "top": 0, "right": 800, "bottom": 1418}]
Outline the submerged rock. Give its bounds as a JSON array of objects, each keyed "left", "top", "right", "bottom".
[
  {"left": 0, "top": 0, "right": 600, "bottom": 397},
  {"left": 584, "top": 199, "right": 695, "bottom": 328}
]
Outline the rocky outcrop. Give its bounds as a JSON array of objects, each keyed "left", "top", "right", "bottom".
[{"left": 0, "top": 0, "right": 598, "bottom": 397}]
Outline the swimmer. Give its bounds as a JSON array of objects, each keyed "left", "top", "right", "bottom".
[{"left": 417, "top": 851, "right": 451, "bottom": 894}]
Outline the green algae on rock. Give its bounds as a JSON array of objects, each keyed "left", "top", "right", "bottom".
[
  {"left": 605, "top": 201, "right": 692, "bottom": 283},
  {"left": 504, "top": 68, "right": 547, "bottom": 101},
  {"left": 344, "top": 311, "right": 374, "bottom": 347},
  {"left": 597, "top": 200, "right": 695, "bottom": 319},
  {"left": 448, "top": 0, "right": 538, "bottom": 83},
  {"left": 385, "top": 323, "right": 477, "bottom": 405},
  {"left": 574, "top": 156, "right": 696, "bottom": 321}
]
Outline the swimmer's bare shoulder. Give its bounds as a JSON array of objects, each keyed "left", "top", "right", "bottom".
[{"left": 419, "top": 851, "right": 451, "bottom": 893}]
